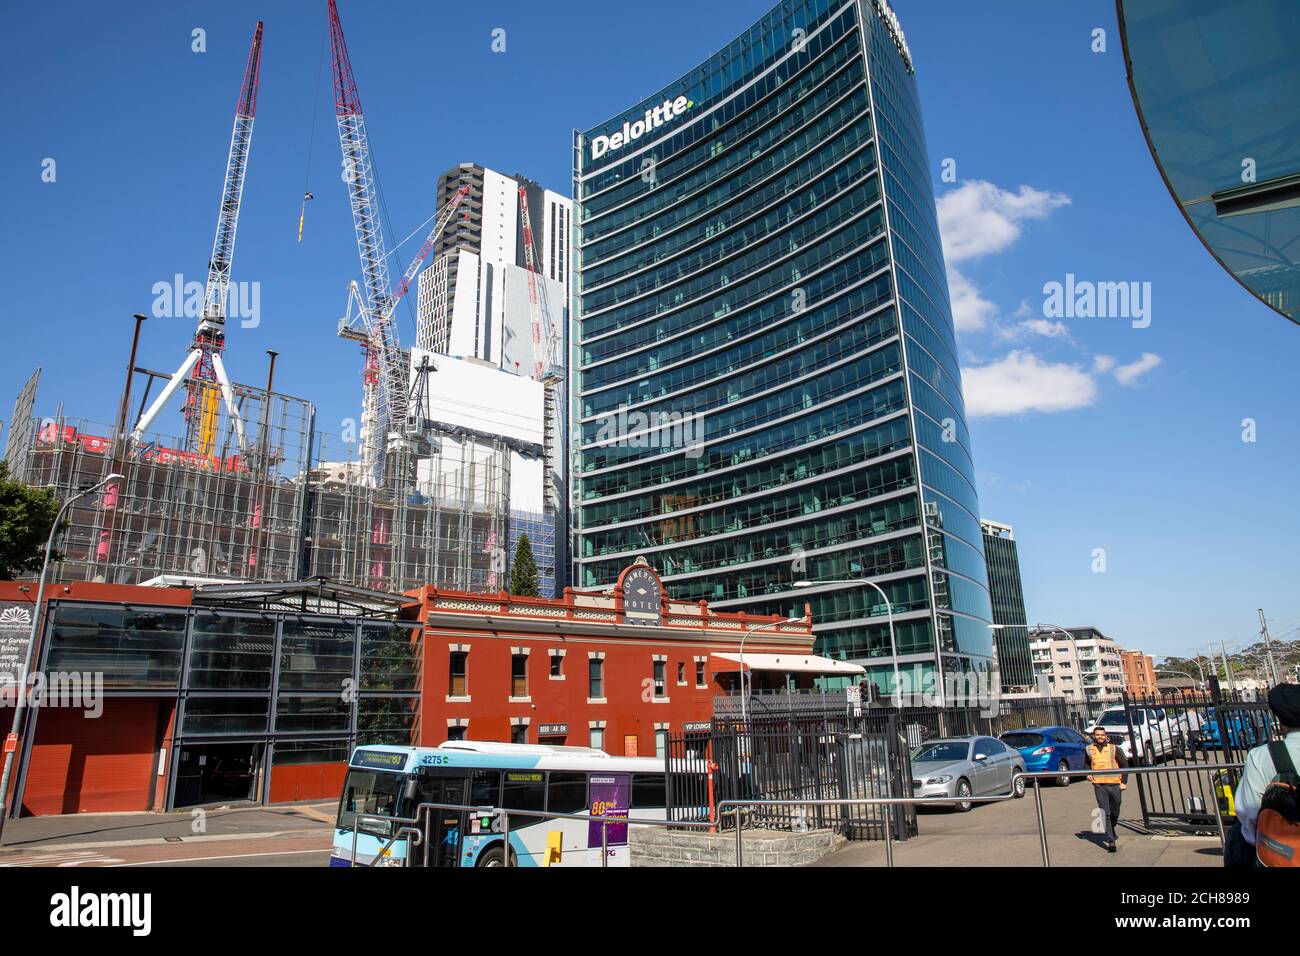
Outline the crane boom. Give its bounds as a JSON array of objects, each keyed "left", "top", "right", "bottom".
[
  {"left": 201, "top": 21, "right": 263, "bottom": 332},
  {"left": 517, "top": 185, "right": 561, "bottom": 382},
  {"left": 327, "top": 0, "right": 409, "bottom": 484}
]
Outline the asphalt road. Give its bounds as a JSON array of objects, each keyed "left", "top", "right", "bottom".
[{"left": 813, "top": 771, "right": 1226, "bottom": 867}]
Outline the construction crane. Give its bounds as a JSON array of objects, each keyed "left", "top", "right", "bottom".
[
  {"left": 327, "top": 0, "right": 469, "bottom": 486},
  {"left": 133, "top": 22, "right": 262, "bottom": 454},
  {"left": 517, "top": 185, "right": 562, "bottom": 386},
  {"left": 517, "top": 185, "right": 564, "bottom": 516},
  {"left": 336, "top": 182, "right": 471, "bottom": 441}
]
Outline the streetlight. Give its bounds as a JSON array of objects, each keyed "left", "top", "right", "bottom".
[
  {"left": 737, "top": 617, "right": 804, "bottom": 727},
  {"left": 0, "top": 472, "right": 123, "bottom": 843},
  {"left": 794, "top": 578, "right": 900, "bottom": 707}
]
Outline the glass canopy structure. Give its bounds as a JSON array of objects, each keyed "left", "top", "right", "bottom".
[{"left": 1118, "top": 0, "right": 1300, "bottom": 325}]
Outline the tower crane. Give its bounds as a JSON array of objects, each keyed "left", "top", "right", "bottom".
[
  {"left": 518, "top": 186, "right": 564, "bottom": 514},
  {"left": 327, "top": 0, "right": 468, "bottom": 486},
  {"left": 132, "top": 22, "right": 263, "bottom": 454}
]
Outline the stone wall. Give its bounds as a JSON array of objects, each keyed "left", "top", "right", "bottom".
[{"left": 630, "top": 827, "right": 845, "bottom": 867}]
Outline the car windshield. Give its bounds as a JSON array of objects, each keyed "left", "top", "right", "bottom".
[
  {"left": 1098, "top": 708, "right": 1141, "bottom": 725},
  {"left": 1000, "top": 733, "right": 1044, "bottom": 748},
  {"left": 912, "top": 742, "right": 969, "bottom": 762}
]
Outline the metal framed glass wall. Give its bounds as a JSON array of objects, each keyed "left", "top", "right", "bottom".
[{"left": 17, "top": 601, "right": 422, "bottom": 812}]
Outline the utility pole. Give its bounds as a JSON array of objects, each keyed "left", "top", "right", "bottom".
[
  {"left": 1258, "top": 609, "right": 1280, "bottom": 686},
  {"left": 1213, "top": 641, "right": 1236, "bottom": 694}
]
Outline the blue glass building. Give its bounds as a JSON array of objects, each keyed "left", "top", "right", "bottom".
[{"left": 571, "top": 0, "right": 993, "bottom": 699}]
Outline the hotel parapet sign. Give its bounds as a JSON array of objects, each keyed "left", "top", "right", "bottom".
[{"left": 620, "top": 558, "right": 663, "bottom": 627}]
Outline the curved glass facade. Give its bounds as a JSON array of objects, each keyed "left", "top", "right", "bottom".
[{"left": 571, "top": 0, "right": 993, "bottom": 697}]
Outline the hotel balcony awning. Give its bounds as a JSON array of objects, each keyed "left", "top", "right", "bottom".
[{"left": 711, "top": 653, "right": 865, "bottom": 676}]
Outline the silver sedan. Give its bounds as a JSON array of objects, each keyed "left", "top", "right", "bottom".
[{"left": 910, "top": 736, "right": 1027, "bottom": 811}]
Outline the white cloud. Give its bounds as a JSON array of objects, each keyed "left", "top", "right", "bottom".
[
  {"left": 961, "top": 350, "right": 1098, "bottom": 418},
  {"left": 947, "top": 266, "right": 997, "bottom": 332},
  {"left": 1092, "top": 354, "right": 1116, "bottom": 373},
  {"left": 1112, "top": 352, "right": 1162, "bottom": 386},
  {"left": 937, "top": 180, "right": 1072, "bottom": 264}
]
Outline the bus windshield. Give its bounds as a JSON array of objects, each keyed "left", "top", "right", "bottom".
[{"left": 338, "top": 769, "right": 406, "bottom": 835}]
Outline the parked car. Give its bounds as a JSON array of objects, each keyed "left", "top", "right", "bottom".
[
  {"left": 910, "top": 736, "right": 1026, "bottom": 811},
  {"left": 1086, "top": 706, "right": 1182, "bottom": 765},
  {"left": 999, "top": 726, "right": 1089, "bottom": 786},
  {"left": 1197, "top": 707, "right": 1265, "bottom": 750}
]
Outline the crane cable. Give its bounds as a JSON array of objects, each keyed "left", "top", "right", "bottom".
[{"left": 298, "top": 22, "right": 327, "bottom": 242}]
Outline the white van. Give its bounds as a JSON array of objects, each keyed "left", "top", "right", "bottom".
[{"left": 1086, "top": 706, "right": 1183, "bottom": 764}]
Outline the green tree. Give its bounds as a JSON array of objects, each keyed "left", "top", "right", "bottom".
[
  {"left": 0, "top": 461, "right": 60, "bottom": 580},
  {"left": 509, "top": 533, "right": 539, "bottom": 597}
]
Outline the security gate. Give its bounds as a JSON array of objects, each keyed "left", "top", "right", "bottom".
[
  {"left": 665, "top": 713, "right": 915, "bottom": 841},
  {"left": 1121, "top": 683, "right": 1278, "bottom": 834}
]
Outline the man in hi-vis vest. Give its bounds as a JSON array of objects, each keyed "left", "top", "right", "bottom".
[{"left": 1086, "top": 726, "right": 1129, "bottom": 853}]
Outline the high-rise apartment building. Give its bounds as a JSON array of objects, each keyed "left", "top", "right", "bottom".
[
  {"left": 571, "top": 0, "right": 993, "bottom": 697},
  {"left": 415, "top": 163, "right": 573, "bottom": 596},
  {"left": 1030, "top": 627, "right": 1126, "bottom": 704},
  {"left": 981, "top": 519, "right": 1033, "bottom": 691}
]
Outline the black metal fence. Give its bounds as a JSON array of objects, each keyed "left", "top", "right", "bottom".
[
  {"left": 666, "top": 695, "right": 1092, "bottom": 843},
  {"left": 1120, "top": 682, "right": 1281, "bottom": 834},
  {"left": 665, "top": 712, "right": 915, "bottom": 841}
]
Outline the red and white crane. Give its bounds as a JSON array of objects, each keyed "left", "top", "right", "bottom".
[
  {"left": 327, "top": 0, "right": 468, "bottom": 485},
  {"left": 517, "top": 185, "right": 562, "bottom": 385},
  {"left": 132, "top": 22, "right": 263, "bottom": 455}
]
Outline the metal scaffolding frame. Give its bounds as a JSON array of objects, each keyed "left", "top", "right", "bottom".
[{"left": 15, "top": 368, "right": 515, "bottom": 595}]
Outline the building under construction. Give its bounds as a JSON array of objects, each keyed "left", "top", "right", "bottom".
[
  {"left": 1, "top": 7, "right": 559, "bottom": 600},
  {"left": 4, "top": 366, "right": 514, "bottom": 595}
]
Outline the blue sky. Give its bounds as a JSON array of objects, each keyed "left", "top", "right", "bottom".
[{"left": 2, "top": 1, "right": 1296, "bottom": 661}]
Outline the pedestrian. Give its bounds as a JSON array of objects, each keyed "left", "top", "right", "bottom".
[
  {"left": 1226, "top": 683, "right": 1300, "bottom": 867},
  {"left": 1085, "top": 726, "right": 1128, "bottom": 853}
]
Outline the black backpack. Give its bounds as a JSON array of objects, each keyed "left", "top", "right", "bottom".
[{"left": 1256, "top": 741, "right": 1300, "bottom": 867}]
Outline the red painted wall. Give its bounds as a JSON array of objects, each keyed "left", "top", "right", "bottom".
[
  {"left": 411, "top": 581, "right": 816, "bottom": 755},
  {"left": 269, "top": 760, "right": 349, "bottom": 804}
]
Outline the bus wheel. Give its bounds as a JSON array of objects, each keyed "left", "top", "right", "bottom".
[{"left": 476, "top": 845, "right": 515, "bottom": 868}]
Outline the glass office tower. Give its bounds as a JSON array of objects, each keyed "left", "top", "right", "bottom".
[
  {"left": 981, "top": 520, "right": 1033, "bottom": 691},
  {"left": 571, "top": 0, "right": 993, "bottom": 698}
]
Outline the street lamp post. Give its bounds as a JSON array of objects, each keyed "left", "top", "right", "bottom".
[
  {"left": 794, "top": 578, "right": 901, "bottom": 707},
  {"left": 0, "top": 472, "right": 123, "bottom": 842}
]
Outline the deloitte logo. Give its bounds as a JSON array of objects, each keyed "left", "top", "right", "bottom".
[{"left": 590, "top": 95, "right": 694, "bottom": 160}]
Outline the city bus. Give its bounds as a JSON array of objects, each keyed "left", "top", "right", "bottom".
[{"left": 331, "top": 741, "right": 669, "bottom": 867}]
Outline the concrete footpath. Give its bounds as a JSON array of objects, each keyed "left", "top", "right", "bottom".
[
  {"left": 813, "top": 777, "right": 1225, "bottom": 867},
  {"left": 0, "top": 802, "right": 335, "bottom": 855}
]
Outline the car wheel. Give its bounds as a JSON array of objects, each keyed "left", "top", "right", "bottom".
[
  {"left": 1058, "top": 760, "right": 1071, "bottom": 787},
  {"left": 1012, "top": 768, "right": 1026, "bottom": 798},
  {"left": 955, "top": 778, "right": 973, "bottom": 812},
  {"left": 476, "top": 844, "right": 514, "bottom": 868}
]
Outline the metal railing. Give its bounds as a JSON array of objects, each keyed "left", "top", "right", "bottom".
[
  {"left": 344, "top": 763, "right": 1242, "bottom": 869},
  {"left": 347, "top": 801, "right": 712, "bottom": 868},
  {"left": 716, "top": 762, "right": 1243, "bottom": 867}
]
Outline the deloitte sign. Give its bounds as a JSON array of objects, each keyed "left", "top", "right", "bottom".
[{"left": 590, "top": 95, "right": 694, "bottom": 160}]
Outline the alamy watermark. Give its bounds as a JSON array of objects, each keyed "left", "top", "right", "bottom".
[
  {"left": 1042, "top": 273, "right": 1150, "bottom": 329},
  {"left": 592, "top": 407, "right": 705, "bottom": 459},
  {"left": 1, "top": 671, "right": 105, "bottom": 718},
  {"left": 151, "top": 273, "right": 261, "bottom": 329}
]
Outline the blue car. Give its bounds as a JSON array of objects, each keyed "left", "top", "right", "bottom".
[
  {"left": 1198, "top": 708, "right": 1264, "bottom": 750},
  {"left": 999, "top": 726, "right": 1090, "bottom": 786}
]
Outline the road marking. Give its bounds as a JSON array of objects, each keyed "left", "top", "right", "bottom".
[
  {"left": 108, "top": 847, "right": 330, "bottom": 867},
  {"left": 0, "top": 850, "right": 123, "bottom": 867}
]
